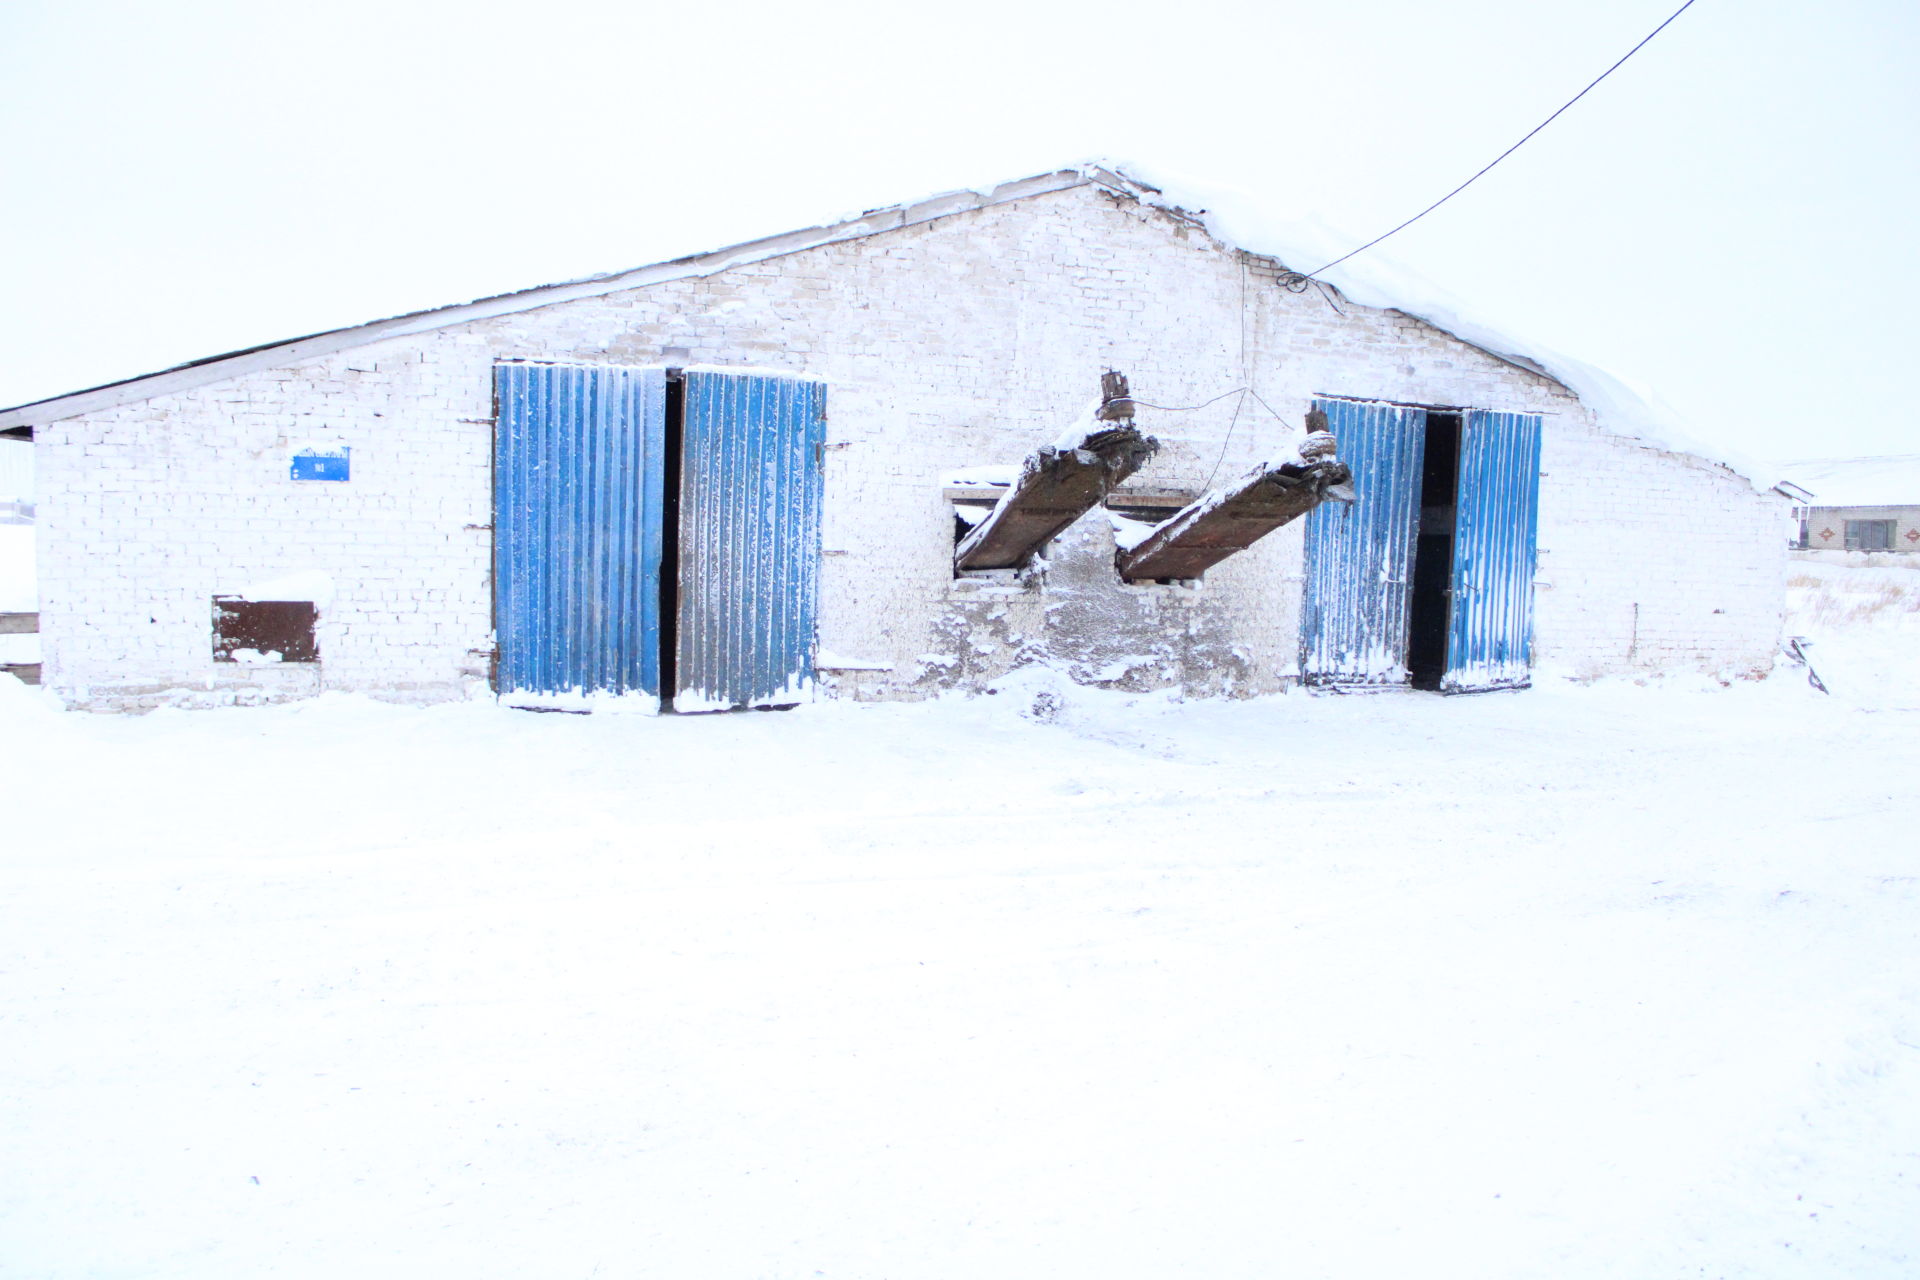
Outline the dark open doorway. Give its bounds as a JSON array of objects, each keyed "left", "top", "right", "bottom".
[
  {"left": 1407, "top": 411, "right": 1460, "bottom": 691},
  {"left": 658, "top": 371, "right": 686, "bottom": 711}
]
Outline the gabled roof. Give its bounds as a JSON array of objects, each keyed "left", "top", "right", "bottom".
[
  {"left": 0, "top": 160, "right": 1773, "bottom": 490},
  {"left": 0, "top": 167, "right": 1107, "bottom": 432}
]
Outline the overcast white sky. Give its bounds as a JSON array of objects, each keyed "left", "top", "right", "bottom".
[{"left": 3, "top": 0, "right": 1913, "bottom": 463}]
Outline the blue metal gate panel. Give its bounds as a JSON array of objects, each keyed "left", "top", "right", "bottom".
[
  {"left": 493, "top": 363, "right": 666, "bottom": 698},
  {"left": 1299, "top": 399, "right": 1427, "bottom": 686},
  {"left": 677, "top": 371, "right": 826, "bottom": 709},
  {"left": 1445, "top": 410, "right": 1543, "bottom": 692}
]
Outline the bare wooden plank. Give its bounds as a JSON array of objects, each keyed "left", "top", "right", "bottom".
[
  {"left": 944, "top": 485, "right": 1010, "bottom": 502},
  {"left": 954, "top": 425, "right": 1159, "bottom": 570},
  {"left": 1104, "top": 487, "right": 1198, "bottom": 510},
  {"left": 1, "top": 664, "right": 40, "bottom": 685},
  {"left": 0, "top": 612, "right": 38, "bottom": 635},
  {"left": 955, "top": 372, "right": 1161, "bottom": 572},
  {"left": 945, "top": 484, "right": 1194, "bottom": 508},
  {"left": 1117, "top": 457, "right": 1352, "bottom": 581}
]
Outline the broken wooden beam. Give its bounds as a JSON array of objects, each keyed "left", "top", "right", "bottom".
[
  {"left": 1116, "top": 416, "right": 1352, "bottom": 581},
  {"left": 955, "top": 374, "right": 1159, "bottom": 572}
]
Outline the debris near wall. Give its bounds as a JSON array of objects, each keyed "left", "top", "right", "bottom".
[
  {"left": 956, "top": 373, "right": 1159, "bottom": 572},
  {"left": 1117, "top": 412, "right": 1353, "bottom": 581}
]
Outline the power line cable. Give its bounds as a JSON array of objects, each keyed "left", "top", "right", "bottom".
[
  {"left": 1129, "top": 388, "right": 1250, "bottom": 412},
  {"left": 1245, "top": 388, "right": 1290, "bottom": 429},
  {"left": 1289, "top": 0, "right": 1700, "bottom": 283},
  {"left": 1131, "top": 385, "right": 1301, "bottom": 493},
  {"left": 1199, "top": 390, "right": 1250, "bottom": 493}
]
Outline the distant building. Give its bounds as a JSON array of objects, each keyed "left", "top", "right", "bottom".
[
  {"left": 1784, "top": 455, "right": 1920, "bottom": 558},
  {"left": 0, "top": 164, "right": 1790, "bottom": 711}
]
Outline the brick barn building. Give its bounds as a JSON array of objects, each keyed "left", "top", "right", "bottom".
[{"left": 0, "top": 164, "right": 1788, "bottom": 712}]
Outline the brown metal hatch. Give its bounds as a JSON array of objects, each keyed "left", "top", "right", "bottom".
[{"left": 212, "top": 597, "right": 317, "bottom": 663}]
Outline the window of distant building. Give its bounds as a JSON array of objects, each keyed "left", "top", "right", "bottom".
[{"left": 1844, "top": 519, "right": 1896, "bottom": 552}]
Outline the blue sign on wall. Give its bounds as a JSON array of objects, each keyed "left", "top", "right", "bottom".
[{"left": 291, "top": 449, "right": 350, "bottom": 481}]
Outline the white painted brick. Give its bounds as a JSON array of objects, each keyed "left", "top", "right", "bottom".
[{"left": 30, "top": 184, "right": 1783, "bottom": 710}]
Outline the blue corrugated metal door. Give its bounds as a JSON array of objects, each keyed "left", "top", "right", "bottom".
[
  {"left": 677, "top": 371, "right": 826, "bottom": 709},
  {"left": 493, "top": 363, "right": 667, "bottom": 698},
  {"left": 1299, "top": 399, "right": 1427, "bottom": 686},
  {"left": 1445, "top": 411, "right": 1543, "bottom": 692}
]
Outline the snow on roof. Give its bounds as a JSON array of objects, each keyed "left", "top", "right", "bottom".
[
  {"left": 0, "top": 169, "right": 1089, "bottom": 432},
  {"left": 0, "top": 160, "right": 1772, "bottom": 488},
  {"left": 1776, "top": 454, "right": 1920, "bottom": 507},
  {"left": 1092, "top": 160, "right": 1775, "bottom": 491}
]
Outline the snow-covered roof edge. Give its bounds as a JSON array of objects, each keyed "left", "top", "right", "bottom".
[
  {"left": 0, "top": 160, "right": 1775, "bottom": 490},
  {"left": 1774, "top": 454, "right": 1920, "bottom": 507},
  {"left": 1091, "top": 160, "right": 1777, "bottom": 492},
  {"left": 0, "top": 170, "right": 1090, "bottom": 431}
]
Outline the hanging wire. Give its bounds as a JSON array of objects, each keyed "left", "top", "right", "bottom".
[
  {"left": 1198, "top": 391, "right": 1251, "bottom": 493},
  {"left": 1275, "top": 272, "right": 1347, "bottom": 314},
  {"left": 1128, "top": 388, "right": 1252, "bottom": 413},
  {"left": 1122, "top": 7, "right": 1703, "bottom": 492},
  {"left": 1130, "top": 385, "right": 1300, "bottom": 492},
  {"left": 1245, "top": 388, "right": 1290, "bottom": 428},
  {"left": 1280, "top": 0, "right": 1700, "bottom": 286}
]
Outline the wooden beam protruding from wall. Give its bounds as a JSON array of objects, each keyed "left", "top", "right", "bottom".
[
  {"left": 1116, "top": 455, "right": 1352, "bottom": 582},
  {"left": 955, "top": 374, "right": 1159, "bottom": 572}
]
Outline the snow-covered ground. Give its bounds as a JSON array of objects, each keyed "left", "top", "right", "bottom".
[
  {"left": 4, "top": 582, "right": 1918, "bottom": 1278},
  {"left": 1786, "top": 558, "right": 1920, "bottom": 711}
]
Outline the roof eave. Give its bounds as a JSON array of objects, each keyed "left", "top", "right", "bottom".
[{"left": 0, "top": 167, "right": 1104, "bottom": 431}]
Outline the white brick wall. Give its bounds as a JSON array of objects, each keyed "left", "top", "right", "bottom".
[
  {"left": 29, "top": 183, "right": 1784, "bottom": 710},
  {"left": 1536, "top": 416, "right": 1785, "bottom": 678},
  {"left": 35, "top": 352, "right": 495, "bottom": 708}
]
